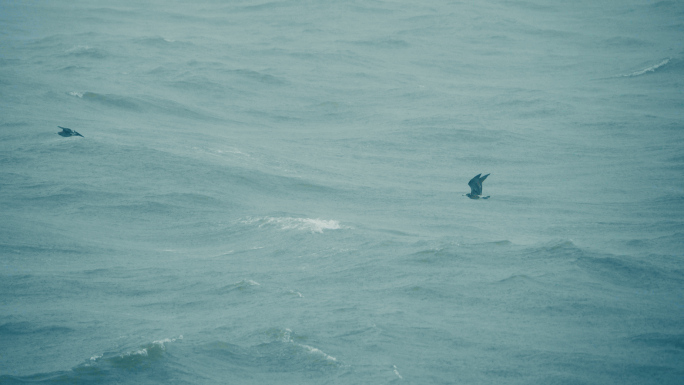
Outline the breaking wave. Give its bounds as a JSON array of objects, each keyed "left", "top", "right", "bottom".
[
  {"left": 618, "top": 58, "right": 670, "bottom": 77},
  {"left": 0, "top": 336, "right": 183, "bottom": 384},
  {"left": 245, "top": 216, "right": 343, "bottom": 233}
]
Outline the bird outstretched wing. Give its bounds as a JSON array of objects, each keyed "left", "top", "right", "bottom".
[
  {"left": 57, "top": 126, "right": 84, "bottom": 137},
  {"left": 468, "top": 173, "right": 489, "bottom": 196},
  {"left": 468, "top": 174, "right": 482, "bottom": 195}
]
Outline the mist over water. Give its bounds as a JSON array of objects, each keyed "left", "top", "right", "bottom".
[{"left": 1, "top": 0, "right": 683, "bottom": 383}]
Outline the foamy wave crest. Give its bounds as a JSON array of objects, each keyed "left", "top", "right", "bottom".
[
  {"left": 64, "top": 45, "right": 107, "bottom": 58},
  {"left": 0, "top": 336, "right": 183, "bottom": 383},
  {"left": 114, "top": 335, "right": 183, "bottom": 361},
  {"left": 199, "top": 329, "right": 344, "bottom": 374},
  {"left": 216, "top": 279, "right": 260, "bottom": 294},
  {"left": 234, "top": 279, "right": 260, "bottom": 288},
  {"left": 245, "top": 216, "right": 343, "bottom": 233},
  {"left": 81, "top": 335, "right": 183, "bottom": 371},
  {"left": 619, "top": 58, "right": 670, "bottom": 77},
  {"left": 301, "top": 344, "right": 338, "bottom": 362},
  {"left": 279, "top": 328, "right": 339, "bottom": 363},
  {"left": 393, "top": 365, "right": 403, "bottom": 379}
]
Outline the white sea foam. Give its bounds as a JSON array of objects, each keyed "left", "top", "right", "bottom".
[
  {"left": 393, "top": 365, "right": 403, "bottom": 379},
  {"left": 191, "top": 146, "right": 249, "bottom": 159},
  {"left": 68, "top": 91, "right": 84, "bottom": 98},
  {"left": 302, "top": 344, "right": 338, "bottom": 361},
  {"left": 281, "top": 328, "right": 293, "bottom": 341},
  {"left": 65, "top": 45, "right": 92, "bottom": 53},
  {"left": 121, "top": 348, "right": 149, "bottom": 358},
  {"left": 278, "top": 329, "right": 338, "bottom": 362},
  {"left": 116, "top": 335, "right": 182, "bottom": 359},
  {"left": 152, "top": 335, "right": 183, "bottom": 348},
  {"left": 619, "top": 58, "right": 670, "bottom": 77},
  {"left": 246, "top": 216, "right": 343, "bottom": 233}
]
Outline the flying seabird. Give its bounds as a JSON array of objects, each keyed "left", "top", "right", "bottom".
[
  {"left": 466, "top": 173, "right": 490, "bottom": 199},
  {"left": 57, "top": 126, "right": 84, "bottom": 137}
]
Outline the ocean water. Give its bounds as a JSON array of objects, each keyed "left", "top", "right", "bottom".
[{"left": 1, "top": 0, "right": 683, "bottom": 383}]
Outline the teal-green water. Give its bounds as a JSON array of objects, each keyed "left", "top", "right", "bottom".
[{"left": 1, "top": 0, "right": 683, "bottom": 383}]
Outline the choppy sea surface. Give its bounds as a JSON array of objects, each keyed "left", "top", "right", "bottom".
[{"left": 1, "top": 0, "right": 683, "bottom": 384}]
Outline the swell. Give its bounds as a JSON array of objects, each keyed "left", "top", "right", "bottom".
[
  {"left": 574, "top": 254, "right": 681, "bottom": 289},
  {"left": 522, "top": 240, "right": 683, "bottom": 289},
  {"left": 614, "top": 57, "right": 681, "bottom": 78},
  {"left": 0, "top": 322, "right": 75, "bottom": 336},
  {"left": 0, "top": 336, "right": 185, "bottom": 384},
  {"left": 66, "top": 91, "right": 219, "bottom": 121},
  {"left": 0, "top": 331, "right": 344, "bottom": 384},
  {"left": 197, "top": 328, "right": 344, "bottom": 378},
  {"left": 622, "top": 58, "right": 671, "bottom": 77}
]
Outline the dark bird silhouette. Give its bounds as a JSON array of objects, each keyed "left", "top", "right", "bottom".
[
  {"left": 57, "top": 126, "right": 84, "bottom": 137},
  {"left": 466, "top": 173, "right": 490, "bottom": 199}
]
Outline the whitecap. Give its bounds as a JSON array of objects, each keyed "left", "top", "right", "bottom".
[
  {"left": 121, "top": 348, "right": 148, "bottom": 358},
  {"left": 65, "top": 45, "right": 92, "bottom": 54},
  {"left": 246, "top": 216, "right": 343, "bottom": 233},
  {"left": 619, "top": 58, "right": 670, "bottom": 77},
  {"left": 277, "top": 329, "right": 338, "bottom": 362},
  {"left": 64, "top": 45, "right": 106, "bottom": 58},
  {"left": 393, "top": 365, "right": 403, "bottom": 379},
  {"left": 152, "top": 335, "right": 183, "bottom": 349},
  {"left": 301, "top": 344, "right": 337, "bottom": 362}
]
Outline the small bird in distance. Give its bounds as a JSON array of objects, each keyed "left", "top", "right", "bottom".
[{"left": 57, "top": 126, "right": 84, "bottom": 137}]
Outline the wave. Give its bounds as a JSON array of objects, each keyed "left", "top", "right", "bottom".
[
  {"left": 230, "top": 1, "right": 292, "bottom": 13},
  {"left": 600, "top": 36, "right": 649, "bottom": 48},
  {"left": 630, "top": 333, "right": 684, "bottom": 350},
  {"left": 0, "top": 241, "right": 86, "bottom": 258},
  {"left": 0, "top": 322, "right": 74, "bottom": 336},
  {"left": 0, "top": 121, "right": 30, "bottom": 128},
  {"left": 405, "top": 239, "right": 516, "bottom": 266},
  {"left": 519, "top": 239, "right": 683, "bottom": 288},
  {"left": 200, "top": 328, "right": 343, "bottom": 375},
  {"left": 347, "top": 38, "right": 410, "bottom": 49},
  {"left": 104, "top": 336, "right": 182, "bottom": 369},
  {"left": 66, "top": 91, "right": 219, "bottom": 121},
  {"left": 167, "top": 74, "right": 235, "bottom": 94},
  {"left": 524, "top": 239, "right": 592, "bottom": 260},
  {"left": 222, "top": 69, "right": 288, "bottom": 85},
  {"left": 495, "top": 274, "right": 539, "bottom": 285},
  {"left": 617, "top": 58, "right": 671, "bottom": 77},
  {"left": 407, "top": 244, "right": 461, "bottom": 265},
  {"left": 215, "top": 279, "right": 261, "bottom": 294},
  {"left": 133, "top": 36, "right": 185, "bottom": 47},
  {"left": 574, "top": 254, "right": 677, "bottom": 289},
  {"left": 67, "top": 91, "right": 142, "bottom": 110},
  {"left": 625, "top": 232, "right": 684, "bottom": 253},
  {"left": 62, "top": 45, "right": 108, "bottom": 59},
  {"left": 0, "top": 336, "right": 183, "bottom": 384},
  {"left": 88, "top": 7, "right": 138, "bottom": 17},
  {"left": 245, "top": 216, "right": 343, "bottom": 233}
]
